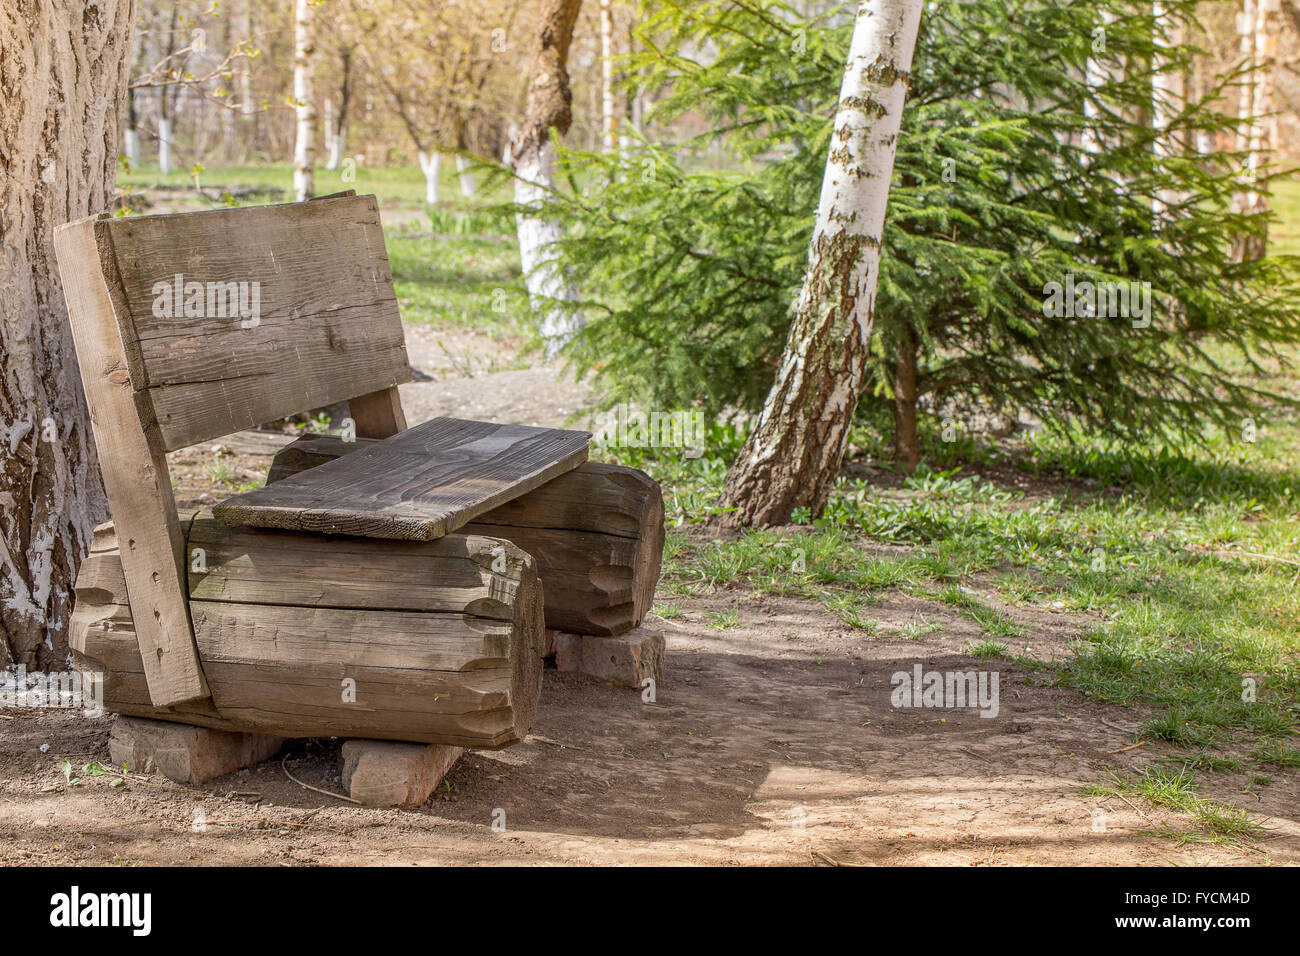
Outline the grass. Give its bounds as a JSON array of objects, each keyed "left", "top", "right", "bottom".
[
  {"left": 633, "top": 413, "right": 1300, "bottom": 758},
  {"left": 1083, "top": 766, "right": 1266, "bottom": 845}
]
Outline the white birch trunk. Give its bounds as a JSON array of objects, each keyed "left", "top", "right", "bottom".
[
  {"left": 508, "top": 0, "right": 584, "bottom": 359},
  {"left": 419, "top": 150, "right": 442, "bottom": 205},
  {"left": 514, "top": 142, "right": 582, "bottom": 350},
  {"left": 1152, "top": 3, "right": 1185, "bottom": 219},
  {"left": 1232, "top": 0, "right": 1279, "bottom": 260},
  {"left": 600, "top": 0, "right": 616, "bottom": 153},
  {"left": 455, "top": 154, "right": 477, "bottom": 197},
  {"left": 721, "top": 0, "right": 924, "bottom": 526},
  {"left": 292, "top": 0, "right": 316, "bottom": 202},
  {"left": 1082, "top": 11, "right": 1114, "bottom": 156},
  {"left": 157, "top": 116, "right": 172, "bottom": 174},
  {"left": 124, "top": 127, "right": 139, "bottom": 164},
  {"left": 323, "top": 97, "right": 340, "bottom": 170}
]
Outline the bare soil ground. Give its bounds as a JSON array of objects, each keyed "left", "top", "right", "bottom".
[
  {"left": 3, "top": 330, "right": 1295, "bottom": 866},
  {"left": 4, "top": 594, "right": 1297, "bottom": 865}
]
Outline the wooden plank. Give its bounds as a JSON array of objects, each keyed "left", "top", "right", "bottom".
[
  {"left": 349, "top": 385, "right": 407, "bottom": 439},
  {"left": 268, "top": 436, "right": 660, "bottom": 538},
  {"left": 70, "top": 521, "right": 547, "bottom": 748},
  {"left": 186, "top": 512, "right": 523, "bottom": 617},
  {"left": 214, "top": 417, "right": 589, "bottom": 540},
  {"left": 54, "top": 217, "right": 210, "bottom": 706},
  {"left": 262, "top": 439, "right": 665, "bottom": 633},
  {"left": 100, "top": 194, "right": 412, "bottom": 449}
]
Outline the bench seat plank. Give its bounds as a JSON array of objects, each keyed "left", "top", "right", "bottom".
[{"left": 213, "top": 417, "right": 590, "bottom": 540}]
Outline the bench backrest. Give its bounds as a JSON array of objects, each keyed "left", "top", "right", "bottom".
[
  {"left": 54, "top": 193, "right": 412, "bottom": 708},
  {"left": 72, "top": 192, "right": 412, "bottom": 450}
]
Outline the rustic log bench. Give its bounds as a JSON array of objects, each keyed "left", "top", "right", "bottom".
[{"left": 53, "top": 193, "right": 663, "bottom": 765}]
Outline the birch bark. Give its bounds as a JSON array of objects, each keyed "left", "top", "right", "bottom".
[
  {"left": 293, "top": 0, "right": 317, "bottom": 201},
  {"left": 720, "top": 0, "right": 924, "bottom": 526}
]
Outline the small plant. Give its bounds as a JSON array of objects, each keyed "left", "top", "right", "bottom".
[
  {"left": 706, "top": 610, "right": 739, "bottom": 630},
  {"left": 1254, "top": 741, "right": 1300, "bottom": 768},
  {"left": 821, "top": 593, "right": 876, "bottom": 630},
  {"left": 900, "top": 612, "right": 942, "bottom": 640}
]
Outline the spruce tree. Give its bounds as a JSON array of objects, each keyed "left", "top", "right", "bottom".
[{"left": 542, "top": 0, "right": 1300, "bottom": 483}]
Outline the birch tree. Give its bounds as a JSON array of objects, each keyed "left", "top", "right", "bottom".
[
  {"left": 293, "top": 0, "right": 317, "bottom": 201},
  {"left": 508, "top": 0, "right": 585, "bottom": 357},
  {"left": 719, "top": 0, "right": 924, "bottom": 526},
  {"left": 0, "top": 0, "right": 130, "bottom": 668},
  {"left": 600, "top": 0, "right": 616, "bottom": 153},
  {"left": 345, "top": 0, "right": 516, "bottom": 205},
  {"left": 1152, "top": 2, "right": 1185, "bottom": 219},
  {"left": 1231, "top": 0, "right": 1281, "bottom": 261}
]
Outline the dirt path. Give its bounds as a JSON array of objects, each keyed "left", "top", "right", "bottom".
[
  {"left": 4, "top": 344, "right": 1294, "bottom": 866},
  {"left": 3, "top": 584, "right": 1296, "bottom": 866}
]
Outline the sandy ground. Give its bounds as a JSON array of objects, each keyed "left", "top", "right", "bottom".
[
  {"left": 2, "top": 331, "right": 1295, "bottom": 866},
  {"left": 4, "top": 588, "right": 1296, "bottom": 865}
]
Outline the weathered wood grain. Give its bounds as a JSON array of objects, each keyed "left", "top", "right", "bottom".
[
  {"left": 268, "top": 435, "right": 660, "bottom": 538},
  {"left": 263, "top": 436, "right": 665, "bottom": 634},
  {"left": 55, "top": 218, "right": 210, "bottom": 706},
  {"left": 100, "top": 194, "right": 413, "bottom": 450},
  {"left": 186, "top": 513, "right": 523, "bottom": 617},
  {"left": 71, "top": 518, "right": 547, "bottom": 747},
  {"left": 214, "top": 417, "right": 590, "bottom": 540},
  {"left": 349, "top": 385, "right": 407, "bottom": 439}
]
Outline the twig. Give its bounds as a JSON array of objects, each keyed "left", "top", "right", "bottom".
[
  {"left": 281, "top": 755, "right": 360, "bottom": 805},
  {"left": 1107, "top": 740, "right": 1148, "bottom": 755},
  {"left": 811, "top": 849, "right": 867, "bottom": 867},
  {"left": 1113, "top": 793, "right": 1152, "bottom": 821},
  {"left": 527, "top": 734, "right": 598, "bottom": 754}
]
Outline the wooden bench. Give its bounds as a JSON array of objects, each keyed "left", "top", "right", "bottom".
[{"left": 53, "top": 193, "right": 661, "bottom": 749}]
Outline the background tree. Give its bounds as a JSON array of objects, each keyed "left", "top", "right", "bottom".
[
  {"left": 344, "top": 0, "right": 524, "bottom": 204},
  {"left": 293, "top": 0, "right": 317, "bottom": 200},
  {"left": 0, "top": 0, "right": 132, "bottom": 667},
  {"left": 542, "top": 0, "right": 1300, "bottom": 501},
  {"left": 720, "top": 0, "right": 925, "bottom": 525},
  {"left": 508, "top": 0, "right": 586, "bottom": 355}
]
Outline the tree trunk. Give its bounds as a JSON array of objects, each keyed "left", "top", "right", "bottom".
[
  {"left": 323, "top": 97, "right": 338, "bottom": 170},
  {"left": 157, "top": 1, "right": 178, "bottom": 174},
  {"left": 600, "top": 0, "right": 616, "bottom": 153},
  {"left": 292, "top": 0, "right": 316, "bottom": 202},
  {"left": 1152, "top": 3, "right": 1185, "bottom": 220},
  {"left": 719, "top": 0, "right": 924, "bottom": 527},
  {"left": 0, "top": 0, "right": 127, "bottom": 668},
  {"left": 1081, "top": 11, "right": 1116, "bottom": 156},
  {"left": 1231, "top": 0, "right": 1279, "bottom": 262},
  {"left": 455, "top": 155, "right": 477, "bottom": 198},
  {"left": 893, "top": 327, "right": 921, "bottom": 474},
  {"left": 419, "top": 150, "right": 442, "bottom": 205},
  {"left": 238, "top": 0, "right": 258, "bottom": 159},
  {"left": 507, "top": 0, "right": 584, "bottom": 359}
]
